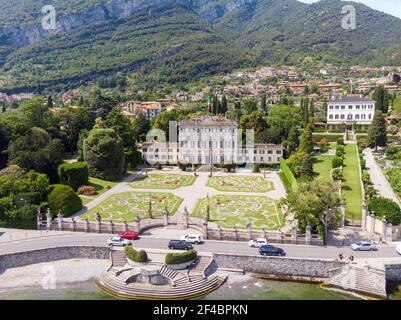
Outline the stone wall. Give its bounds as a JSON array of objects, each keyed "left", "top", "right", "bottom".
[
  {"left": 0, "top": 246, "right": 109, "bottom": 272},
  {"left": 214, "top": 253, "right": 345, "bottom": 278},
  {"left": 384, "top": 264, "right": 401, "bottom": 282}
]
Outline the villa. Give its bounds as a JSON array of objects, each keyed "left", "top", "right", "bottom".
[{"left": 141, "top": 116, "right": 283, "bottom": 166}]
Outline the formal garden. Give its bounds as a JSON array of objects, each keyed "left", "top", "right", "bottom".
[
  {"left": 206, "top": 176, "right": 274, "bottom": 193},
  {"left": 79, "top": 192, "right": 183, "bottom": 223},
  {"left": 130, "top": 173, "right": 197, "bottom": 190},
  {"left": 192, "top": 195, "right": 284, "bottom": 230}
]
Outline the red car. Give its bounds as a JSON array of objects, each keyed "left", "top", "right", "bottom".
[{"left": 117, "top": 231, "right": 139, "bottom": 240}]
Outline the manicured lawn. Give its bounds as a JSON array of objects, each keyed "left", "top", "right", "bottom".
[
  {"left": 130, "top": 173, "right": 197, "bottom": 189},
  {"left": 313, "top": 155, "right": 334, "bottom": 182},
  {"left": 87, "top": 177, "right": 118, "bottom": 198},
  {"left": 79, "top": 192, "right": 183, "bottom": 223},
  {"left": 343, "top": 144, "right": 363, "bottom": 222},
  {"left": 207, "top": 176, "right": 274, "bottom": 193},
  {"left": 79, "top": 196, "right": 93, "bottom": 206},
  {"left": 192, "top": 195, "right": 284, "bottom": 230}
]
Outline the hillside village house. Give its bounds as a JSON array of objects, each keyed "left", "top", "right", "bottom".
[
  {"left": 141, "top": 116, "right": 283, "bottom": 166},
  {"left": 327, "top": 96, "right": 376, "bottom": 132},
  {"left": 117, "top": 101, "right": 162, "bottom": 120}
]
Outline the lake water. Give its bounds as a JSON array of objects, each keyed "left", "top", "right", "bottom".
[{"left": 3, "top": 275, "right": 400, "bottom": 300}]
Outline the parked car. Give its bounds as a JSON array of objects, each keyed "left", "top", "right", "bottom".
[
  {"left": 396, "top": 243, "right": 401, "bottom": 255},
  {"left": 118, "top": 231, "right": 139, "bottom": 241},
  {"left": 248, "top": 238, "right": 268, "bottom": 248},
  {"left": 259, "top": 245, "right": 286, "bottom": 257},
  {"left": 180, "top": 234, "right": 202, "bottom": 244},
  {"left": 350, "top": 241, "right": 377, "bottom": 251},
  {"left": 168, "top": 240, "right": 193, "bottom": 250},
  {"left": 107, "top": 236, "right": 132, "bottom": 247}
]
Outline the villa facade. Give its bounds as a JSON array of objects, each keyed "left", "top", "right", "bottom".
[
  {"left": 141, "top": 116, "right": 283, "bottom": 166},
  {"left": 327, "top": 96, "right": 376, "bottom": 130}
]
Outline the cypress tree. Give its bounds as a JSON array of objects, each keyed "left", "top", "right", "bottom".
[
  {"left": 367, "top": 111, "right": 387, "bottom": 151},
  {"left": 47, "top": 95, "right": 54, "bottom": 108},
  {"left": 299, "top": 124, "right": 314, "bottom": 154},
  {"left": 221, "top": 95, "right": 228, "bottom": 114},
  {"left": 260, "top": 93, "right": 267, "bottom": 114}
]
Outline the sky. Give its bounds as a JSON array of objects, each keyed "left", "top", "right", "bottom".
[{"left": 298, "top": 0, "right": 401, "bottom": 19}]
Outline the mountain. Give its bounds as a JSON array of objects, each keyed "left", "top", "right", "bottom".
[{"left": 1, "top": 0, "right": 401, "bottom": 93}]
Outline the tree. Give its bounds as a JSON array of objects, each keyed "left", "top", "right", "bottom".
[
  {"left": 83, "top": 128, "right": 126, "bottom": 181},
  {"left": 243, "top": 98, "right": 257, "bottom": 114},
  {"left": 260, "top": 93, "right": 267, "bottom": 114},
  {"left": 266, "top": 105, "right": 302, "bottom": 143},
  {"left": 47, "top": 184, "right": 83, "bottom": 217},
  {"left": 132, "top": 113, "right": 150, "bottom": 142},
  {"left": 86, "top": 91, "right": 117, "bottom": 120},
  {"left": 221, "top": 95, "right": 228, "bottom": 114},
  {"left": 367, "top": 111, "right": 387, "bottom": 151},
  {"left": 234, "top": 100, "right": 241, "bottom": 110},
  {"left": 240, "top": 111, "right": 268, "bottom": 143},
  {"left": 282, "top": 180, "right": 341, "bottom": 242},
  {"left": 7, "top": 127, "right": 64, "bottom": 182},
  {"left": 104, "top": 108, "right": 135, "bottom": 149},
  {"left": 47, "top": 95, "right": 54, "bottom": 109},
  {"left": 298, "top": 124, "right": 314, "bottom": 154},
  {"left": 285, "top": 126, "right": 300, "bottom": 155},
  {"left": 373, "top": 85, "right": 391, "bottom": 113},
  {"left": 300, "top": 153, "right": 314, "bottom": 179}
]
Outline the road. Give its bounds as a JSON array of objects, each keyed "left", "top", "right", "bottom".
[{"left": 0, "top": 232, "right": 399, "bottom": 261}]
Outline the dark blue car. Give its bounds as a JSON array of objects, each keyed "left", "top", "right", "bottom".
[{"left": 259, "top": 245, "right": 286, "bottom": 257}]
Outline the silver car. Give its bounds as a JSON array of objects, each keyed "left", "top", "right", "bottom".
[
  {"left": 107, "top": 236, "right": 132, "bottom": 247},
  {"left": 350, "top": 241, "right": 377, "bottom": 251}
]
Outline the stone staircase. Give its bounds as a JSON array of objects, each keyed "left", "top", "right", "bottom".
[
  {"left": 110, "top": 249, "right": 127, "bottom": 268},
  {"left": 326, "top": 264, "right": 387, "bottom": 298},
  {"left": 97, "top": 267, "right": 226, "bottom": 300}
]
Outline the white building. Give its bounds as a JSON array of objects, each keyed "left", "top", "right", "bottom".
[
  {"left": 142, "top": 116, "right": 283, "bottom": 166},
  {"left": 327, "top": 96, "right": 376, "bottom": 130}
]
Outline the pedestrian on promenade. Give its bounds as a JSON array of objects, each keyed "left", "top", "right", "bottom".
[{"left": 338, "top": 253, "right": 344, "bottom": 261}]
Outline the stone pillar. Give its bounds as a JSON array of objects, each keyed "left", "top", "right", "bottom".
[
  {"left": 218, "top": 226, "right": 222, "bottom": 241},
  {"left": 135, "top": 217, "right": 141, "bottom": 234},
  {"left": 247, "top": 222, "right": 253, "bottom": 240},
  {"left": 124, "top": 221, "right": 129, "bottom": 232},
  {"left": 386, "top": 223, "right": 393, "bottom": 243},
  {"left": 46, "top": 209, "right": 52, "bottom": 231},
  {"left": 234, "top": 227, "right": 239, "bottom": 242},
  {"left": 85, "top": 219, "right": 90, "bottom": 233},
  {"left": 71, "top": 218, "right": 76, "bottom": 232},
  {"left": 164, "top": 207, "right": 169, "bottom": 227},
  {"left": 36, "top": 208, "right": 42, "bottom": 230},
  {"left": 292, "top": 226, "right": 298, "bottom": 244},
  {"left": 277, "top": 230, "right": 283, "bottom": 243},
  {"left": 57, "top": 210, "right": 63, "bottom": 231},
  {"left": 110, "top": 220, "right": 114, "bottom": 234},
  {"left": 306, "top": 225, "right": 312, "bottom": 245},
  {"left": 370, "top": 214, "right": 376, "bottom": 234},
  {"left": 263, "top": 229, "right": 267, "bottom": 240},
  {"left": 381, "top": 217, "right": 387, "bottom": 243},
  {"left": 182, "top": 207, "right": 189, "bottom": 229},
  {"left": 95, "top": 213, "right": 101, "bottom": 233},
  {"left": 361, "top": 204, "right": 367, "bottom": 231},
  {"left": 202, "top": 221, "right": 208, "bottom": 240}
]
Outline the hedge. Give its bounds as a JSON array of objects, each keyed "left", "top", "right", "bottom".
[
  {"left": 280, "top": 159, "right": 298, "bottom": 192},
  {"left": 368, "top": 196, "right": 401, "bottom": 226},
  {"left": 165, "top": 250, "right": 197, "bottom": 265},
  {"left": 332, "top": 157, "right": 343, "bottom": 169},
  {"left": 125, "top": 246, "right": 148, "bottom": 263},
  {"left": 336, "top": 146, "right": 344, "bottom": 157},
  {"left": 58, "top": 162, "right": 89, "bottom": 191},
  {"left": 47, "top": 184, "right": 83, "bottom": 217},
  {"left": 14, "top": 192, "right": 41, "bottom": 208},
  {"left": 313, "top": 134, "right": 343, "bottom": 143}
]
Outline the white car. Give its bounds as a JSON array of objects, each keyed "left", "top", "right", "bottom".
[
  {"left": 180, "top": 234, "right": 202, "bottom": 244},
  {"left": 107, "top": 236, "right": 132, "bottom": 247},
  {"left": 248, "top": 238, "right": 268, "bottom": 248},
  {"left": 396, "top": 243, "right": 401, "bottom": 255},
  {"left": 350, "top": 241, "right": 377, "bottom": 251}
]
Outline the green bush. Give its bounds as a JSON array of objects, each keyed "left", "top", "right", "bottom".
[
  {"left": 0, "top": 204, "right": 39, "bottom": 229},
  {"left": 280, "top": 159, "right": 298, "bottom": 192},
  {"left": 0, "top": 197, "right": 13, "bottom": 217},
  {"left": 47, "top": 184, "right": 83, "bottom": 217},
  {"left": 58, "top": 162, "right": 89, "bottom": 191},
  {"left": 336, "top": 146, "right": 343, "bottom": 157},
  {"left": 165, "top": 250, "right": 197, "bottom": 265},
  {"left": 368, "top": 197, "right": 401, "bottom": 225},
  {"left": 14, "top": 192, "right": 41, "bottom": 208},
  {"left": 332, "top": 157, "right": 343, "bottom": 169},
  {"left": 336, "top": 137, "right": 345, "bottom": 146},
  {"left": 125, "top": 246, "right": 148, "bottom": 263},
  {"left": 387, "top": 168, "right": 401, "bottom": 195}
]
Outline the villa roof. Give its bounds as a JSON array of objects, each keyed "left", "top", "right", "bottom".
[{"left": 329, "top": 96, "right": 375, "bottom": 104}]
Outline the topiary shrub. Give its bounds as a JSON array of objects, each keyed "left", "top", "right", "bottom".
[
  {"left": 14, "top": 192, "right": 41, "bottom": 208},
  {"left": 336, "top": 146, "right": 343, "bottom": 157},
  {"left": 337, "top": 137, "right": 345, "bottom": 146},
  {"left": 332, "top": 157, "right": 343, "bottom": 169},
  {"left": 58, "top": 162, "right": 89, "bottom": 191},
  {"left": 165, "top": 250, "right": 197, "bottom": 265},
  {"left": 47, "top": 184, "right": 83, "bottom": 217},
  {"left": 125, "top": 246, "right": 148, "bottom": 263},
  {"left": 368, "top": 196, "right": 401, "bottom": 226}
]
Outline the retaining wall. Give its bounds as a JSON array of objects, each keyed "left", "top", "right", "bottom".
[
  {"left": 384, "top": 264, "right": 401, "bottom": 282},
  {"left": 0, "top": 246, "right": 109, "bottom": 272}
]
